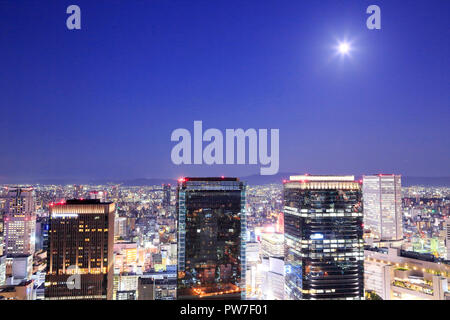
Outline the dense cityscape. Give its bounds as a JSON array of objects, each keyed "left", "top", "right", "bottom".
[
  {"left": 0, "top": 175, "right": 448, "bottom": 300},
  {"left": 1, "top": 1, "right": 448, "bottom": 310}
]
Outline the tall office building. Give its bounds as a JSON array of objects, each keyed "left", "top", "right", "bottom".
[
  {"left": 73, "top": 185, "right": 84, "bottom": 199},
  {"left": 45, "top": 199, "right": 115, "bottom": 300},
  {"left": 445, "top": 218, "right": 450, "bottom": 260},
  {"left": 4, "top": 187, "right": 36, "bottom": 256},
  {"left": 89, "top": 190, "right": 107, "bottom": 203},
  {"left": 363, "top": 174, "right": 403, "bottom": 242},
  {"left": 0, "top": 201, "right": 4, "bottom": 256},
  {"left": 113, "top": 273, "right": 138, "bottom": 300},
  {"left": 35, "top": 217, "right": 50, "bottom": 252},
  {"left": 162, "top": 184, "right": 171, "bottom": 209},
  {"left": 276, "top": 212, "right": 284, "bottom": 234},
  {"left": 114, "top": 217, "right": 128, "bottom": 241},
  {"left": 177, "top": 177, "right": 246, "bottom": 299},
  {"left": 0, "top": 255, "right": 6, "bottom": 286},
  {"left": 111, "top": 185, "right": 120, "bottom": 201},
  {"left": 260, "top": 256, "right": 285, "bottom": 300},
  {"left": 284, "top": 175, "right": 364, "bottom": 300}
]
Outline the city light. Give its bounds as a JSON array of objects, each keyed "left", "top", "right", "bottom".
[{"left": 0, "top": 1, "right": 447, "bottom": 307}]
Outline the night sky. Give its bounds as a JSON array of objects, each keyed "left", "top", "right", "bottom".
[{"left": 0, "top": 0, "right": 449, "bottom": 181}]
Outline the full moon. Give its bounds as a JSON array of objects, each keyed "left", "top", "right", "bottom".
[{"left": 338, "top": 42, "right": 350, "bottom": 54}]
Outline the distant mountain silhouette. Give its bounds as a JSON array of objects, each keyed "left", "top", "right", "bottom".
[
  {"left": 240, "top": 174, "right": 450, "bottom": 187},
  {"left": 401, "top": 176, "right": 450, "bottom": 187},
  {"left": 1, "top": 175, "right": 449, "bottom": 187},
  {"left": 118, "top": 178, "right": 176, "bottom": 186}
]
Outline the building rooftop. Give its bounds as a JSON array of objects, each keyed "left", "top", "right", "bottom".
[
  {"left": 289, "top": 175, "right": 355, "bottom": 182},
  {"left": 365, "top": 246, "right": 450, "bottom": 265},
  {"left": 179, "top": 177, "right": 239, "bottom": 182},
  {"left": 66, "top": 199, "right": 111, "bottom": 205}
]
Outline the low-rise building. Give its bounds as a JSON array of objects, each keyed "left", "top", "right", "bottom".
[{"left": 365, "top": 247, "right": 450, "bottom": 300}]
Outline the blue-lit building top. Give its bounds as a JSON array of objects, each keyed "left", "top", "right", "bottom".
[{"left": 284, "top": 175, "right": 364, "bottom": 300}]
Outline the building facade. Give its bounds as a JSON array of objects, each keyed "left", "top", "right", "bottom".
[
  {"left": 4, "top": 187, "right": 36, "bottom": 256},
  {"left": 45, "top": 199, "right": 115, "bottom": 300},
  {"left": 363, "top": 175, "right": 403, "bottom": 242},
  {"left": 284, "top": 175, "right": 364, "bottom": 300},
  {"left": 138, "top": 272, "right": 177, "bottom": 300},
  {"left": 177, "top": 177, "right": 246, "bottom": 299},
  {"left": 162, "top": 184, "right": 171, "bottom": 209},
  {"left": 365, "top": 247, "right": 450, "bottom": 300},
  {"left": 261, "top": 232, "right": 284, "bottom": 258},
  {"left": 445, "top": 218, "right": 450, "bottom": 260}
]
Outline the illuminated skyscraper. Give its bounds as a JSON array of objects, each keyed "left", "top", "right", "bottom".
[
  {"left": 4, "top": 187, "right": 36, "bottom": 256},
  {"left": 45, "top": 199, "right": 115, "bottom": 300},
  {"left": 284, "top": 175, "right": 364, "bottom": 300},
  {"left": 162, "top": 184, "right": 171, "bottom": 209},
  {"left": 276, "top": 212, "right": 284, "bottom": 234},
  {"left": 177, "top": 177, "right": 246, "bottom": 299},
  {"left": 73, "top": 185, "right": 84, "bottom": 199},
  {"left": 445, "top": 218, "right": 450, "bottom": 260},
  {"left": 89, "top": 190, "right": 107, "bottom": 203},
  {"left": 114, "top": 217, "right": 128, "bottom": 241},
  {"left": 362, "top": 174, "right": 403, "bottom": 242},
  {"left": 0, "top": 255, "right": 6, "bottom": 286}
]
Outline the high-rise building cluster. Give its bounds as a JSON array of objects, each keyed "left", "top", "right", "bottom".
[{"left": 0, "top": 173, "right": 448, "bottom": 300}]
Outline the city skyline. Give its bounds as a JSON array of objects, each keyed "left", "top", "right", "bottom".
[
  {"left": 0, "top": 175, "right": 449, "bottom": 301},
  {"left": 0, "top": 0, "right": 449, "bottom": 305},
  {"left": 1, "top": 0, "right": 449, "bottom": 181}
]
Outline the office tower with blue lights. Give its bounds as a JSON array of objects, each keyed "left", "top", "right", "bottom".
[
  {"left": 284, "top": 175, "right": 364, "bottom": 300},
  {"left": 362, "top": 174, "right": 403, "bottom": 243},
  {"left": 35, "top": 217, "right": 50, "bottom": 252},
  {"left": 45, "top": 199, "right": 115, "bottom": 300},
  {"left": 176, "top": 177, "right": 246, "bottom": 300}
]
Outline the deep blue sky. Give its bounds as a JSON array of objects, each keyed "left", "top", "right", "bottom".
[{"left": 0, "top": 0, "right": 449, "bottom": 181}]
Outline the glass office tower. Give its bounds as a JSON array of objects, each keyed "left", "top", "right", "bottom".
[
  {"left": 45, "top": 199, "right": 115, "bottom": 300},
  {"left": 4, "top": 187, "right": 36, "bottom": 256},
  {"left": 284, "top": 175, "right": 364, "bottom": 300},
  {"left": 177, "top": 177, "right": 246, "bottom": 300},
  {"left": 362, "top": 174, "right": 403, "bottom": 242}
]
